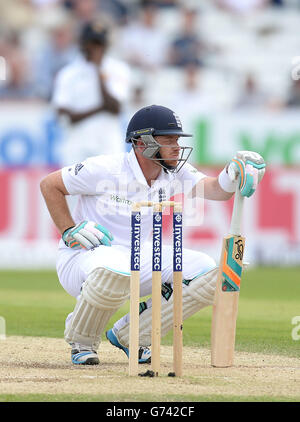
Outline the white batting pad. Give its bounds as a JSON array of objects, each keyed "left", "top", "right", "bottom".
[
  {"left": 64, "top": 267, "right": 130, "bottom": 350},
  {"left": 117, "top": 267, "right": 218, "bottom": 347}
]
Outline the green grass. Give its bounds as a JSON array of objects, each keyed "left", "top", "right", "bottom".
[
  {"left": 0, "top": 271, "right": 75, "bottom": 337},
  {"left": 0, "top": 393, "right": 299, "bottom": 402},
  {"left": 0, "top": 267, "right": 300, "bottom": 357}
]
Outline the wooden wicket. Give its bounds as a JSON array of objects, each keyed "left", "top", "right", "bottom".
[
  {"left": 129, "top": 202, "right": 141, "bottom": 376},
  {"left": 172, "top": 202, "right": 183, "bottom": 377},
  {"left": 129, "top": 201, "right": 183, "bottom": 377}
]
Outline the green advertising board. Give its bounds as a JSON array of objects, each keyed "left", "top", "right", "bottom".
[{"left": 189, "top": 111, "right": 300, "bottom": 166}]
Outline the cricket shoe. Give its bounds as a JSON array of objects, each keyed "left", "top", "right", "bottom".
[
  {"left": 106, "top": 328, "right": 151, "bottom": 364},
  {"left": 71, "top": 343, "right": 99, "bottom": 365}
]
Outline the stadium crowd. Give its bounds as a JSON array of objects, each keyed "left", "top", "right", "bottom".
[{"left": 0, "top": 0, "right": 300, "bottom": 109}]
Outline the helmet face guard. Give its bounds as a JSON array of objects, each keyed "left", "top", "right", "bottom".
[{"left": 131, "top": 129, "right": 193, "bottom": 173}]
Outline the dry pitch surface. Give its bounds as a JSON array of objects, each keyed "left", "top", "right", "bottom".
[{"left": 0, "top": 336, "right": 300, "bottom": 401}]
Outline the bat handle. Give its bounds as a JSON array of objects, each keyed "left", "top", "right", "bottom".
[{"left": 229, "top": 185, "right": 244, "bottom": 236}]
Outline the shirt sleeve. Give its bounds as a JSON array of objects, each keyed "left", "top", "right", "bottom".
[{"left": 61, "top": 157, "right": 107, "bottom": 196}]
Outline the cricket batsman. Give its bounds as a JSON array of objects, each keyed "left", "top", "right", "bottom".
[{"left": 40, "top": 105, "right": 265, "bottom": 365}]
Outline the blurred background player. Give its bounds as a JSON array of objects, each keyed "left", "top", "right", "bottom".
[{"left": 52, "top": 19, "right": 131, "bottom": 166}]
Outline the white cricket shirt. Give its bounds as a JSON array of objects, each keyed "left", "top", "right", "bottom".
[{"left": 60, "top": 149, "right": 206, "bottom": 248}]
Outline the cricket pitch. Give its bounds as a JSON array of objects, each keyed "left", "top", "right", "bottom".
[{"left": 0, "top": 336, "right": 299, "bottom": 401}]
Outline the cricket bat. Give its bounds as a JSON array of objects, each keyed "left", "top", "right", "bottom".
[{"left": 211, "top": 186, "right": 245, "bottom": 367}]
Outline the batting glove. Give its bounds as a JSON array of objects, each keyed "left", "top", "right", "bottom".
[
  {"left": 227, "top": 151, "right": 266, "bottom": 197},
  {"left": 62, "top": 221, "right": 114, "bottom": 250}
]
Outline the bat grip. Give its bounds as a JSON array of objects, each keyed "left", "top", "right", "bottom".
[{"left": 229, "top": 185, "right": 244, "bottom": 236}]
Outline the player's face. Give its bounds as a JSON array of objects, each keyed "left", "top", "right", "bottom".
[
  {"left": 155, "top": 135, "right": 181, "bottom": 167},
  {"left": 84, "top": 41, "right": 106, "bottom": 64}
]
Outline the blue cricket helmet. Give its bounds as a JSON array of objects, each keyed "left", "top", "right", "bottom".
[
  {"left": 125, "top": 105, "right": 192, "bottom": 142},
  {"left": 126, "top": 105, "right": 193, "bottom": 173}
]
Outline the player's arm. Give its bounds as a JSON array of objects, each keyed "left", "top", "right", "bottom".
[
  {"left": 40, "top": 169, "right": 114, "bottom": 249},
  {"left": 192, "top": 151, "right": 266, "bottom": 200},
  {"left": 203, "top": 177, "right": 233, "bottom": 200},
  {"left": 99, "top": 72, "right": 121, "bottom": 115},
  {"left": 54, "top": 64, "right": 120, "bottom": 123},
  {"left": 53, "top": 71, "right": 106, "bottom": 124},
  {"left": 190, "top": 176, "right": 233, "bottom": 201},
  {"left": 40, "top": 170, "right": 74, "bottom": 234},
  {"left": 57, "top": 75, "right": 120, "bottom": 123},
  {"left": 57, "top": 105, "right": 107, "bottom": 124}
]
